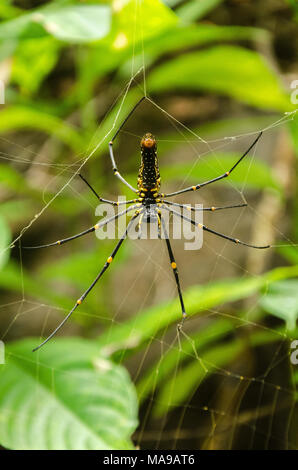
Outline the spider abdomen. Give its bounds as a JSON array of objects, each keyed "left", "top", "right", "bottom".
[{"left": 138, "top": 133, "right": 160, "bottom": 193}]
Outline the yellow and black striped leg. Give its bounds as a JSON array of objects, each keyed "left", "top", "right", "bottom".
[
  {"left": 137, "top": 212, "right": 144, "bottom": 239},
  {"left": 163, "top": 200, "right": 247, "bottom": 212},
  {"left": 32, "top": 212, "right": 140, "bottom": 352},
  {"left": 163, "top": 205, "right": 270, "bottom": 249},
  {"left": 158, "top": 212, "right": 187, "bottom": 328},
  {"left": 157, "top": 210, "right": 161, "bottom": 239},
  {"left": 23, "top": 205, "right": 138, "bottom": 249},
  {"left": 109, "top": 142, "right": 138, "bottom": 193},
  {"left": 163, "top": 132, "right": 262, "bottom": 198},
  {"left": 79, "top": 174, "right": 137, "bottom": 206}
]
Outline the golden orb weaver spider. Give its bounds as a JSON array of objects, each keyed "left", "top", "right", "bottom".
[{"left": 24, "top": 97, "right": 270, "bottom": 351}]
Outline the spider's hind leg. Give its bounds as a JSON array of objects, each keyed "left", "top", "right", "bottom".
[
  {"left": 137, "top": 212, "right": 144, "bottom": 239},
  {"left": 32, "top": 211, "right": 140, "bottom": 352},
  {"left": 156, "top": 209, "right": 187, "bottom": 327}
]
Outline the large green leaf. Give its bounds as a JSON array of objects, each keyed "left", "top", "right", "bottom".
[
  {"left": 0, "top": 338, "right": 138, "bottom": 450},
  {"left": 144, "top": 24, "right": 267, "bottom": 58},
  {"left": 148, "top": 46, "right": 291, "bottom": 111},
  {"left": 0, "top": 107, "right": 85, "bottom": 151},
  {"left": 74, "top": 23, "right": 267, "bottom": 98},
  {"left": 0, "top": 4, "right": 111, "bottom": 43}
]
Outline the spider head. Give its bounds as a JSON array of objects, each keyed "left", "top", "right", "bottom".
[{"left": 141, "top": 133, "right": 156, "bottom": 151}]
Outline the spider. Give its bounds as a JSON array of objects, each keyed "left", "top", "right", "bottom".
[{"left": 25, "top": 97, "right": 270, "bottom": 352}]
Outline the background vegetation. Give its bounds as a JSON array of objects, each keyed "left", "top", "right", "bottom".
[{"left": 0, "top": 0, "right": 297, "bottom": 450}]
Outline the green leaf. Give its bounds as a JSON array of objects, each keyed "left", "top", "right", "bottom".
[
  {"left": 0, "top": 0, "right": 22, "bottom": 20},
  {"left": 259, "top": 280, "right": 298, "bottom": 331},
  {"left": 12, "top": 37, "right": 60, "bottom": 95},
  {"left": 110, "top": 0, "right": 178, "bottom": 50},
  {"left": 145, "top": 24, "right": 268, "bottom": 57},
  {"left": 0, "top": 107, "right": 86, "bottom": 152},
  {"left": 0, "top": 4, "right": 111, "bottom": 43},
  {"left": 79, "top": 23, "right": 267, "bottom": 91},
  {"left": 0, "top": 214, "right": 11, "bottom": 270},
  {"left": 0, "top": 338, "right": 138, "bottom": 450},
  {"left": 148, "top": 46, "right": 292, "bottom": 111}
]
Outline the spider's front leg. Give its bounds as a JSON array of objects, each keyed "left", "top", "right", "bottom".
[
  {"left": 79, "top": 174, "right": 138, "bottom": 206},
  {"left": 109, "top": 140, "right": 138, "bottom": 193},
  {"left": 163, "top": 132, "right": 262, "bottom": 198},
  {"left": 107, "top": 97, "right": 147, "bottom": 194}
]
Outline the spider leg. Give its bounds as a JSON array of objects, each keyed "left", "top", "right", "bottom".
[
  {"left": 163, "top": 132, "right": 262, "bottom": 198},
  {"left": 162, "top": 205, "right": 270, "bottom": 249},
  {"left": 23, "top": 204, "right": 139, "bottom": 249},
  {"left": 137, "top": 212, "right": 144, "bottom": 239},
  {"left": 79, "top": 174, "right": 137, "bottom": 206},
  {"left": 163, "top": 200, "right": 247, "bottom": 212},
  {"left": 157, "top": 210, "right": 161, "bottom": 239},
  {"left": 109, "top": 142, "right": 138, "bottom": 193},
  {"left": 156, "top": 209, "right": 187, "bottom": 326},
  {"left": 32, "top": 211, "right": 141, "bottom": 352},
  {"left": 109, "top": 97, "right": 146, "bottom": 194}
]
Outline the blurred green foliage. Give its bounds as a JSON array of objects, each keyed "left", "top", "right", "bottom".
[
  {"left": 0, "top": 0, "right": 296, "bottom": 450},
  {"left": 0, "top": 338, "right": 138, "bottom": 450}
]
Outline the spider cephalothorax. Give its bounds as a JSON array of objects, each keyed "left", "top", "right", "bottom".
[{"left": 25, "top": 96, "right": 269, "bottom": 352}]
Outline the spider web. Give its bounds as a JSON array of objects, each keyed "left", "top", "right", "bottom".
[{"left": 0, "top": 0, "right": 298, "bottom": 451}]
